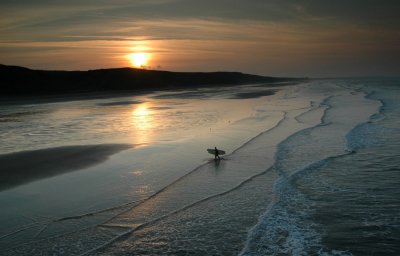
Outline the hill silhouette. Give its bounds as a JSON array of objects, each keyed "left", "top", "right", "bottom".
[{"left": 0, "top": 64, "right": 305, "bottom": 96}]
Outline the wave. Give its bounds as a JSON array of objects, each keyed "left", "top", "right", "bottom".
[
  {"left": 231, "top": 111, "right": 287, "bottom": 154},
  {"left": 240, "top": 85, "right": 383, "bottom": 255},
  {"left": 240, "top": 151, "right": 357, "bottom": 256},
  {"left": 61, "top": 94, "right": 331, "bottom": 255},
  {"left": 345, "top": 85, "right": 400, "bottom": 153},
  {"left": 240, "top": 115, "right": 343, "bottom": 254},
  {"left": 79, "top": 82, "right": 398, "bottom": 255},
  {"left": 76, "top": 110, "right": 296, "bottom": 254},
  {"left": 294, "top": 101, "right": 317, "bottom": 123},
  {"left": 81, "top": 167, "right": 277, "bottom": 256}
]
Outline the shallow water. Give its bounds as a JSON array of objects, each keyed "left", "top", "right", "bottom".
[
  {"left": 241, "top": 79, "right": 400, "bottom": 256},
  {"left": 0, "top": 84, "right": 297, "bottom": 251},
  {"left": 1, "top": 79, "right": 399, "bottom": 255}
]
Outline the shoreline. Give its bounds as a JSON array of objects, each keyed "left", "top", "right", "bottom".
[
  {"left": 0, "top": 90, "right": 153, "bottom": 106},
  {"left": 1, "top": 64, "right": 307, "bottom": 105},
  {"left": 0, "top": 82, "right": 297, "bottom": 106}
]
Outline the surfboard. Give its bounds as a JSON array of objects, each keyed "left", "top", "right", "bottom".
[{"left": 207, "top": 149, "right": 226, "bottom": 155}]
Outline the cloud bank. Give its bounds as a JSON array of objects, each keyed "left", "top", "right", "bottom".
[{"left": 1, "top": 0, "right": 399, "bottom": 76}]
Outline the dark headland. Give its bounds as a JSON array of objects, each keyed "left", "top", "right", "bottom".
[{"left": 0, "top": 64, "right": 306, "bottom": 98}]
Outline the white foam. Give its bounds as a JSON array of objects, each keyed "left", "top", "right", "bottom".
[{"left": 241, "top": 83, "right": 382, "bottom": 255}]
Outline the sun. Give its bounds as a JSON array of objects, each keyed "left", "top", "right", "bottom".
[{"left": 128, "top": 52, "right": 149, "bottom": 68}]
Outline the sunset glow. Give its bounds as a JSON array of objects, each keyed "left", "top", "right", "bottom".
[
  {"left": 131, "top": 103, "right": 153, "bottom": 144},
  {"left": 0, "top": 1, "right": 399, "bottom": 254},
  {"left": 132, "top": 104, "right": 152, "bottom": 130},
  {"left": 0, "top": 1, "right": 398, "bottom": 76},
  {"left": 128, "top": 52, "right": 149, "bottom": 68}
]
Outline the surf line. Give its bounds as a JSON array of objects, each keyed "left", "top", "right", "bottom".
[
  {"left": 4, "top": 198, "right": 147, "bottom": 251},
  {"left": 294, "top": 100, "right": 318, "bottom": 124},
  {"left": 58, "top": 108, "right": 288, "bottom": 230},
  {"left": 79, "top": 166, "right": 275, "bottom": 256},
  {"left": 240, "top": 134, "right": 357, "bottom": 254},
  {"left": 102, "top": 111, "right": 287, "bottom": 225},
  {"left": 28, "top": 96, "right": 331, "bottom": 253},
  {"left": 78, "top": 103, "right": 324, "bottom": 254},
  {"left": 54, "top": 199, "right": 144, "bottom": 223},
  {"left": 231, "top": 111, "right": 287, "bottom": 155},
  {"left": 239, "top": 151, "right": 357, "bottom": 256},
  {"left": 76, "top": 113, "right": 306, "bottom": 254},
  {"left": 0, "top": 221, "right": 49, "bottom": 240},
  {"left": 240, "top": 89, "right": 381, "bottom": 254},
  {"left": 30, "top": 198, "right": 146, "bottom": 240},
  {"left": 7, "top": 111, "right": 288, "bottom": 252}
]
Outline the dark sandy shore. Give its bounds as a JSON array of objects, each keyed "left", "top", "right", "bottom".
[
  {"left": 0, "top": 144, "right": 133, "bottom": 191},
  {"left": 230, "top": 89, "right": 278, "bottom": 99}
]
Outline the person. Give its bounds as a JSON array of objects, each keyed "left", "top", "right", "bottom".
[{"left": 214, "top": 146, "right": 220, "bottom": 160}]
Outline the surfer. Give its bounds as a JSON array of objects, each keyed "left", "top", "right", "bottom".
[{"left": 214, "top": 146, "right": 220, "bottom": 160}]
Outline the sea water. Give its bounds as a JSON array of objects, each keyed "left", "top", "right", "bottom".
[
  {"left": 0, "top": 79, "right": 399, "bottom": 255},
  {"left": 240, "top": 79, "right": 400, "bottom": 256}
]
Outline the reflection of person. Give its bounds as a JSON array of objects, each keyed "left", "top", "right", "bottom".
[{"left": 214, "top": 146, "right": 220, "bottom": 160}]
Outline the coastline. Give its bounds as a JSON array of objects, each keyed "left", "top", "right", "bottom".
[
  {"left": 0, "top": 64, "right": 307, "bottom": 105},
  {"left": 0, "top": 90, "right": 152, "bottom": 106}
]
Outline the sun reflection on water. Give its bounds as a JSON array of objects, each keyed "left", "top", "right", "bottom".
[{"left": 131, "top": 103, "right": 153, "bottom": 143}]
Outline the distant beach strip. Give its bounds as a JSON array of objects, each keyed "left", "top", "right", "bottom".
[{"left": 0, "top": 144, "right": 133, "bottom": 191}]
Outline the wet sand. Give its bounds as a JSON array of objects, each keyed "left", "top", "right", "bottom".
[
  {"left": 0, "top": 144, "right": 133, "bottom": 191},
  {"left": 230, "top": 89, "right": 277, "bottom": 99}
]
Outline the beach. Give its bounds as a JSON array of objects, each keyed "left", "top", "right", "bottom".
[{"left": 1, "top": 79, "right": 399, "bottom": 255}]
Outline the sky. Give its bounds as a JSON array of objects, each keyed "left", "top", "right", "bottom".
[{"left": 0, "top": 0, "right": 399, "bottom": 77}]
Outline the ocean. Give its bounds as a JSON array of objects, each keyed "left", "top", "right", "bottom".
[{"left": 0, "top": 79, "right": 399, "bottom": 255}]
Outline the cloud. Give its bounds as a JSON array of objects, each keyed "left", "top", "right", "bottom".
[
  {"left": 1, "top": 0, "right": 399, "bottom": 43},
  {"left": 0, "top": 1, "right": 399, "bottom": 76}
]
